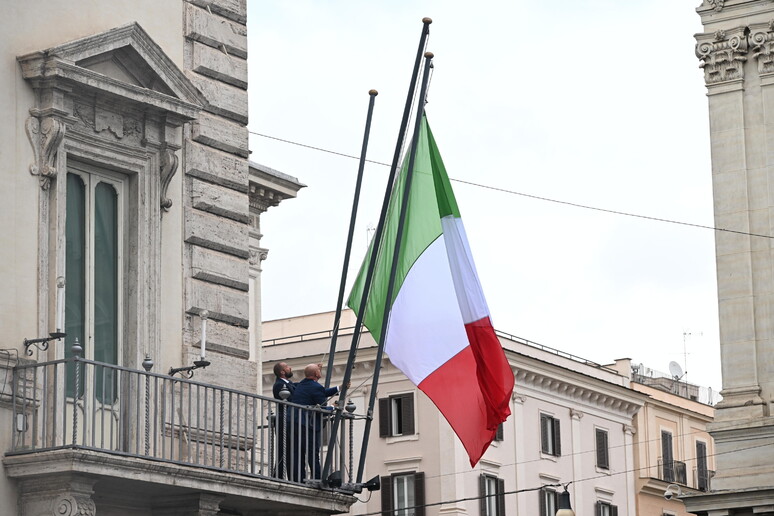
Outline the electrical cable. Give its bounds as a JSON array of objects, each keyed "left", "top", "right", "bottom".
[{"left": 247, "top": 129, "right": 774, "bottom": 240}]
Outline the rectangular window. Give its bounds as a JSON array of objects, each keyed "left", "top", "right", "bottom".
[
  {"left": 595, "top": 501, "right": 618, "bottom": 516},
  {"left": 696, "top": 441, "right": 709, "bottom": 491},
  {"left": 539, "top": 488, "right": 557, "bottom": 516},
  {"left": 495, "top": 423, "right": 504, "bottom": 442},
  {"left": 379, "top": 393, "right": 415, "bottom": 437},
  {"left": 540, "top": 414, "right": 561, "bottom": 456},
  {"left": 661, "top": 430, "right": 674, "bottom": 482},
  {"left": 65, "top": 166, "right": 123, "bottom": 402},
  {"left": 479, "top": 474, "right": 505, "bottom": 516},
  {"left": 596, "top": 428, "right": 609, "bottom": 469},
  {"left": 381, "top": 472, "right": 424, "bottom": 516}
]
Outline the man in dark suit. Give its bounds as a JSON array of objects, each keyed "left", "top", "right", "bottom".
[
  {"left": 272, "top": 362, "right": 295, "bottom": 480},
  {"left": 292, "top": 363, "right": 346, "bottom": 481}
]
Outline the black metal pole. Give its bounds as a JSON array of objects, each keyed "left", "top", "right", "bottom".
[
  {"left": 324, "top": 89, "right": 379, "bottom": 389},
  {"left": 320, "top": 18, "right": 432, "bottom": 486},
  {"left": 354, "top": 52, "right": 434, "bottom": 484}
]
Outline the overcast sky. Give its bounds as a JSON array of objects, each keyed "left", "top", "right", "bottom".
[{"left": 247, "top": 1, "right": 722, "bottom": 393}]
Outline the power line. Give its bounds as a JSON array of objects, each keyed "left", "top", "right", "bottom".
[{"left": 248, "top": 129, "right": 774, "bottom": 240}]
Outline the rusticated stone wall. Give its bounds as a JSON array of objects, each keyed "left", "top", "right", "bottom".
[{"left": 181, "top": 0, "right": 255, "bottom": 389}]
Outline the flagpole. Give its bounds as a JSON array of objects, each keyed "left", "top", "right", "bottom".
[
  {"left": 323, "top": 89, "right": 379, "bottom": 390},
  {"left": 320, "top": 18, "right": 431, "bottom": 486},
  {"left": 354, "top": 51, "right": 434, "bottom": 484}
]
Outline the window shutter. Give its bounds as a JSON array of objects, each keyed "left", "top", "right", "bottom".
[
  {"left": 496, "top": 478, "right": 506, "bottom": 516},
  {"left": 540, "top": 415, "right": 550, "bottom": 454},
  {"left": 414, "top": 472, "right": 426, "bottom": 516},
  {"left": 611, "top": 504, "right": 619, "bottom": 516},
  {"left": 380, "top": 475, "right": 392, "bottom": 516},
  {"left": 662, "top": 431, "right": 674, "bottom": 482},
  {"left": 539, "top": 489, "right": 546, "bottom": 516},
  {"left": 697, "top": 441, "right": 708, "bottom": 490},
  {"left": 553, "top": 417, "right": 561, "bottom": 456},
  {"left": 596, "top": 429, "right": 609, "bottom": 469},
  {"left": 402, "top": 393, "right": 415, "bottom": 435},
  {"left": 495, "top": 423, "right": 504, "bottom": 442},
  {"left": 595, "top": 501, "right": 602, "bottom": 516},
  {"left": 379, "top": 398, "right": 390, "bottom": 437},
  {"left": 479, "top": 474, "right": 488, "bottom": 516}
]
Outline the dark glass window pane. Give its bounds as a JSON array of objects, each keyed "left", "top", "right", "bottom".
[
  {"left": 94, "top": 181, "right": 118, "bottom": 402},
  {"left": 65, "top": 173, "right": 86, "bottom": 398}
]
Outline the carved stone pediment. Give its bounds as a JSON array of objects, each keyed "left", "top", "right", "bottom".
[
  {"left": 18, "top": 23, "right": 204, "bottom": 208},
  {"left": 17, "top": 22, "right": 206, "bottom": 121}
]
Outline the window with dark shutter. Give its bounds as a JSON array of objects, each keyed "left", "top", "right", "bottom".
[
  {"left": 379, "top": 398, "right": 390, "bottom": 438},
  {"left": 414, "top": 472, "right": 425, "bottom": 516},
  {"left": 496, "top": 478, "right": 505, "bottom": 516},
  {"left": 662, "top": 430, "right": 674, "bottom": 482},
  {"left": 696, "top": 440, "right": 709, "bottom": 491},
  {"left": 479, "top": 474, "right": 488, "bottom": 516},
  {"left": 539, "top": 488, "right": 557, "bottom": 516},
  {"left": 380, "top": 475, "right": 392, "bottom": 516},
  {"left": 596, "top": 428, "right": 609, "bottom": 469},
  {"left": 401, "top": 393, "right": 415, "bottom": 436},
  {"left": 540, "top": 414, "right": 551, "bottom": 454},
  {"left": 380, "top": 393, "right": 416, "bottom": 437},
  {"left": 540, "top": 414, "right": 561, "bottom": 456},
  {"left": 596, "top": 501, "right": 618, "bottom": 516},
  {"left": 495, "top": 423, "right": 504, "bottom": 442}
]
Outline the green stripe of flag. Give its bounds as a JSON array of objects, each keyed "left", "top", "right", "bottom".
[{"left": 348, "top": 116, "right": 450, "bottom": 342}]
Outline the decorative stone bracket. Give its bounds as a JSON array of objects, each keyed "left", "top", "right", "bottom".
[
  {"left": 160, "top": 145, "right": 180, "bottom": 211},
  {"left": 25, "top": 115, "right": 66, "bottom": 190}
]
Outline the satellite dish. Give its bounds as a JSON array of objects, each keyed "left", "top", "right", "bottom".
[{"left": 669, "top": 361, "right": 684, "bottom": 380}]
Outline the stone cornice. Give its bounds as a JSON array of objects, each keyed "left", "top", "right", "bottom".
[{"left": 514, "top": 368, "right": 643, "bottom": 417}]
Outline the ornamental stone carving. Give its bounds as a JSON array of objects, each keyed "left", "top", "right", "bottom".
[
  {"left": 25, "top": 115, "right": 65, "bottom": 190},
  {"left": 696, "top": 27, "right": 749, "bottom": 84},
  {"left": 54, "top": 494, "right": 96, "bottom": 516},
  {"left": 750, "top": 21, "right": 774, "bottom": 75},
  {"left": 707, "top": 0, "right": 724, "bottom": 12}
]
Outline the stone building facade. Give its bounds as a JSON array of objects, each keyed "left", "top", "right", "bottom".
[
  {"left": 263, "top": 310, "right": 648, "bottom": 516},
  {"left": 0, "top": 1, "right": 352, "bottom": 514}
]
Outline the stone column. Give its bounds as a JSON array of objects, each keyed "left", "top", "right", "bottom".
[
  {"left": 248, "top": 209, "right": 268, "bottom": 395},
  {"left": 687, "top": 2, "right": 774, "bottom": 511},
  {"left": 569, "top": 409, "right": 584, "bottom": 514}
]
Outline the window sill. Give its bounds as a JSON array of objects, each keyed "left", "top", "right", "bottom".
[
  {"left": 386, "top": 433, "right": 419, "bottom": 444},
  {"left": 540, "top": 452, "right": 559, "bottom": 462},
  {"left": 595, "top": 466, "right": 611, "bottom": 475}
]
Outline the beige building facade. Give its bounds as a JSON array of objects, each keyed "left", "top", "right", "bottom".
[
  {"left": 684, "top": 0, "right": 774, "bottom": 514},
  {"left": 263, "top": 310, "right": 648, "bottom": 516},
  {"left": 0, "top": 2, "right": 354, "bottom": 515},
  {"left": 609, "top": 360, "right": 716, "bottom": 516}
]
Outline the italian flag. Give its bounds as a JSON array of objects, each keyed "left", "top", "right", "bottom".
[{"left": 349, "top": 115, "right": 514, "bottom": 466}]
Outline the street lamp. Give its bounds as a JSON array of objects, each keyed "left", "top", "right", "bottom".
[{"left": 556, "top": 487, "right": 575, "bottom": 516}]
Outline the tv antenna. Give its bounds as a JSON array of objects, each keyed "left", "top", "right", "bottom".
[{"left": 681, "top": 331, "right": 702, "bottom": 384}]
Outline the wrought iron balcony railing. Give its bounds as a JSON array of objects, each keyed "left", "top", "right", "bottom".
[
  {"left": 694, "top": 467, "right": 715, "bottom": 492},
  {"left": 9, "top": 355, "right": 362, "bottom": 489},
  {"left": 658, "top": 458, "right": 687, "bottom": 485}
]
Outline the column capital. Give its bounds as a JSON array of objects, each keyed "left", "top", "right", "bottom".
[
  {"left": 570, "top": 408, "right": 584, "bottom": 420},
  {"left": 623, "top": 424, "right": 636, "bottom": 436},
  {"left": 696, "top": 26, "right": 749, "bottom": 85}
]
